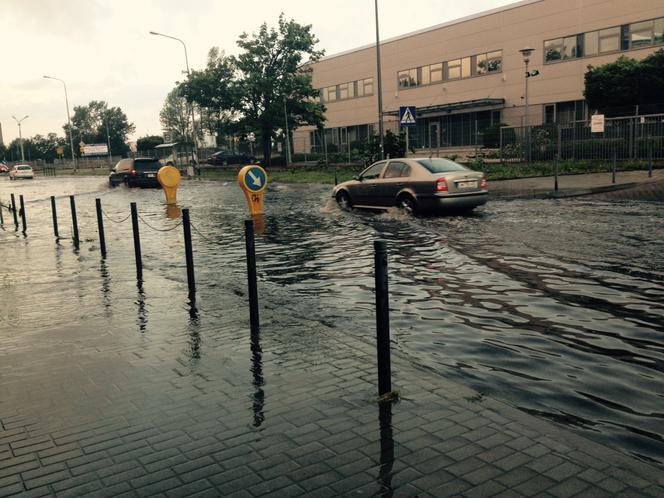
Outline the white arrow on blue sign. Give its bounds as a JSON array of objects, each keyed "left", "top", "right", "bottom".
[
  {"left": 244, "top": 166, "right": 266, "bottom": 192},
  {"left": 399, "top": 106, "right": 417, "bottom": 127}
]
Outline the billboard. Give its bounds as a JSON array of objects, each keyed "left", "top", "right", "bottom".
[{"left": 82, "top": 143, "right": 109, "bottom": 156}]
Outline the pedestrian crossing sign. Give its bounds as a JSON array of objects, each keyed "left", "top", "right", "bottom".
[{"left": 399, "top": 106, "right": 417, "bottom": 127}]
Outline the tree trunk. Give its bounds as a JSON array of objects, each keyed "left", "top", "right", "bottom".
[{"left": 262, "top": 126, "right": 272, "bottom": 167}]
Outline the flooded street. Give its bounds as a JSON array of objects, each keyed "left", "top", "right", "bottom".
[{"left": 1, "top": 176, "right": 663, "bottom": 466}]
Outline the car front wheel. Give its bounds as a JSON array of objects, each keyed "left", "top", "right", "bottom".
[{"left": 336, "top": 191, "right": 352, "bottom": 211}]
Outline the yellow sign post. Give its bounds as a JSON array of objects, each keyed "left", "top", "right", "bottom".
[
  {"left": 157, "top": 166, "right": 181, "bottom": 205},
  {"left": 238, "top": 165, "right": 268, "bottom": 215}
]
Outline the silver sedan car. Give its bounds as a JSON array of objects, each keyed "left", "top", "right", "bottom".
[{"left": 332, "top": 158, "right": 488, "bottom": 213}]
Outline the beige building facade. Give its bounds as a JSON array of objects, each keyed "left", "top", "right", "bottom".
[{"left": 295, "top": 0, "right": 664, "bottom": 154}]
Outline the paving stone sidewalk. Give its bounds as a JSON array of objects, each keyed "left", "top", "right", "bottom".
[{"left": 2, "top": 293, "right": 664, "bottom": 498}]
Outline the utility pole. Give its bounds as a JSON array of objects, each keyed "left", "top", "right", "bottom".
[
  {"left": 374, "top": 0, "right": 385, "bottom": 160},
  {"left": 283, "top": 97, "right": 292, "bottom": 165}
]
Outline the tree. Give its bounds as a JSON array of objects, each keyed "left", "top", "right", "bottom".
[
  {"left": 234, "top": 14, "right": 326, "bottom": 166},
  {"left": 584, "top": 49, "right": 664, "bottom": 114},
  {"left": 137, "top": 135, "right": 164, "bottom": 152},
  {"left": 0, "top": 143, "right": 7, "bottom": 161},
  {"left": 359, "top": 130, "right": 411, "bottom": 165},
  {"left": 66, "top": 100, "right": 135, "bottom": 156},
  {"left": 179, "top": 47, "right": 237, "bottom": 141},
  {"left": 160, "top": 88, "right": 194, "bottom": 143}
]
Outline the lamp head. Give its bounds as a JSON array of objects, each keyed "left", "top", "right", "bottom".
[{"left": 519, "top": 47, "right": 534, "bottom": 62}]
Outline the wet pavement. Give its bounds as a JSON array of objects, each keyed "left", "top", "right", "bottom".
[{"left": 1, "top": 174, "right": 664, "bottom": 496}]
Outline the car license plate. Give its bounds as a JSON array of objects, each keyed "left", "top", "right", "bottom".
[
  {"left": 457, "top": 181, "right": 477, "bottom": 188},
  {"left": 146, "top": 173, "right": 155, "bottom": 177}
]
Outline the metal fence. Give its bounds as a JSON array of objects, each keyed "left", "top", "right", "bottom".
[{"left": 499, "top": 114, "right": 664, "bottom": 163}]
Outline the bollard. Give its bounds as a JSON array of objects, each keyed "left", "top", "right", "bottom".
[
  {"left": 95, "top": 198, "right": 107, "bottom": 258},
  {"left": 19, "top": 195, "right": 27, "bottom": 233},
  {"left": 0, "top": 201, "right": 4, "bottom": 226},
  {"left": 182, "top": 209, "right": 196, "bottom": 298},
  {"left": 612, "top": 151, "right": 617, "bottom": 184},
  {"left": 51, "top": 196, "right": 59, "bottom": 238},
  {"left": 10, "top": 194, "right": 18, "bottom": 229},
  {"left": 130, "top": 202, "right": 143, "bottom": 282},
  {"left": 244, "top": 219, "right": 259, "bottom": 333},
  {"left": 70, "top": 195, "right": 80, "bottom": 249},
  {"left": 374, "top": 240, "right": 392, "bottom": 396}
]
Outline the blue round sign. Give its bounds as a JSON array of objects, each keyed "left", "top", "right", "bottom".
[{"left": 243, "top": 166, "right": 267, "bottom": 193}]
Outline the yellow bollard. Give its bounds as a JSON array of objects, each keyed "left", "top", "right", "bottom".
[
  {"left": 238, "top": 165, "right": 268, "bottom": 215},
  {"left": 157, "top": 166, "right": 181, "bottom": 205}
]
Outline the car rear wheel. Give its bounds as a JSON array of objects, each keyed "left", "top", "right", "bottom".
[
  {"left": 397, "top": 194, "right": 417, "bottom": 214},
  {"left": 336, "top": 191, "right": 352, "bottom": 211}
]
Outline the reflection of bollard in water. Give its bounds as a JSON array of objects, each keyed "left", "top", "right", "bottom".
[
  {"left": 157, "top": 166, "right": 181, "bottom": 205},
  {"left": 165, "top": 204, "right": 181, "bottom": 219}
]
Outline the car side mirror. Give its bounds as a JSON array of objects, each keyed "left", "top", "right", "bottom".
[{"left": 354, "top": 175, "right": 361, "bottom": 181}]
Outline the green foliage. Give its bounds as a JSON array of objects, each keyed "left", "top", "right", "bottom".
[
  {"left": 358, "top": 130, "right": 411, "bottom": 165},
  {"left": 136, "top": 135, "right": 164, "bottom": 152},
  {"left": 232, "top": 14, "right": 326, "bottom": 166},
  {"left": 584, "top": 49, "right": 664, "bottom": 113},
  {"left": 482, "top": 123, "right": 508, "bottom": 148},
  {"left": 66, "top": 100, "right": 134, "bottom": 156}
]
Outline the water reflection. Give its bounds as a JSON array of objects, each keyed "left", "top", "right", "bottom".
[
  {"left": 165, "top": 204, "right": 182, "bottom": 220},
  {"left": 99, "top": 260, "right": 112, "bottom": 318},
  {"left": 136, "top": 283, "right": 148, "bottom": 333},
  {"left": 377, "top": 401, "right": 395, "bottom": 496},
  {"left": 250, "top": 328, "right": 265, "bottom": 428},
  {"left": 187, "top": 299, "right": 201, "bottom": 362}
]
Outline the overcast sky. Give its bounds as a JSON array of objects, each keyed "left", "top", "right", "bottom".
[{"left": 0, "top": 0, "right": 515, "bottom": 144}]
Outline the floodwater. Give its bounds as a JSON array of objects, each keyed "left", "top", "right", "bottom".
[{"left": 1, "top": 176, "right": 663, "bottom": 465}]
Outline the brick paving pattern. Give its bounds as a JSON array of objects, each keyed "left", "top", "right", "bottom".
[{"left": 2, "top": 301, "right": 664, "bottom": 497}]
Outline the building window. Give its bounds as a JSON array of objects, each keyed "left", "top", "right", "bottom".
[
  {"left": 325, "top": 86, "right": 337, "bottom": 102},
  {"left": 563, "top": 36, "right": 579, "bottom": 59},
  {"left": 447, "top": 59, "right": 462, "bottom": 79},
  {"left": 486, "top": 51, "right": 502, "bottom": 72},
  {"left": 599, "top": 27, "right": 621, "bottom": 53},
  {"left": 544, "top": 104, "right": 555, "bottom": 124},
  {"left": 363, "top": 78, "right": 374, "bottom": 96},
  {"left": 545, "top": 38, "right": 563, "bottom": 62},
  {"left": 338, "top": 83, "right": 349, "bottom": 100},
  {"left": 655, "top": 18, "right": 664, "bottom": 44},
  {"left": 461, "top": 57, "right": 471, "bottom": 78},
  {"left": 630, "top": 20, "right": 653, "bottom": 48},
  {"left": 430, "top": 63, "right": 443, "bottom": 82},
  {"left": 420, "top": 66, "right": 430, "bottom": 85},
  {"left": 584, "top": 31, "right": 599, "bottom": 56}
]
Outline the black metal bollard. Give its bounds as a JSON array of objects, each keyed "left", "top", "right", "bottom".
[
  {"left": 70, "top": 195, "right": 80, "bottom": 249},
  {"left": 612, "top": 151, "right": 617, "bottom": 184},
  {"left": 10, "top": 194, "right": 18, "bottom": 229},
  {"left": 244, "top": 219, "right": 259, "bottom": 333},
  {"left": 19, "top": 195, "right": 27, "bottom": 233},
  {"left": 95, "top": 198, "right": 107, "bottom": 258},
  {"left": 182, "top": 208, "right": 196, "bottom": 298},
  {"left": 51, "top": 196, "right": 59, "bottom": 238},
  {"left": 130, "top": 202, "right": 143, "bottom": 282},
  {"left": 374, "top": 240, "right": 392, "bottom": 396},
  {"left": 0, "top": 200, "right": 4, "bottom": 226}
]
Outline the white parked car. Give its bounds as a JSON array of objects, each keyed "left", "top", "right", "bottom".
[{"left": 9, "top": 165, "right": 34, "bottom": 180}]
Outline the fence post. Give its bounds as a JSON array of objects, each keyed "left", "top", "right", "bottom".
[
  {"left": 555, "top": 126, "right": 561, "bottom": 192},
  {"left": 612, "top": 150, "right": 617, "bottom": 184},
  {"left": 19, "top": 195, "right": 27, "bottom": 233},
  {"left": 374, "top": 240, "right": 392, "bottom": 396},
  {"left": 499, "top": 126, "right": 503, "bottom": 163},
  {"left": 649, "top": 139, "right": 653, "bottom": 178},
  {"left": 10, "top": 194, "right": 18, "bottom": 229},
  {"left": 182, "top": 208, "right": 196, "bottom": 298},
  {"left": 244, "top": 219, "right": 259, "bottom": 333},
  {"left": 95, "top": 198, "right": 107, "bottom": 258},
  {"left": 130, "top": 202, "right": 142, "bottom": 282},
  {"left": 50, "top": 196, "right": 59, "bottom": 238},
  {"left": 70, "top": 195, "right": 80, "bottom": 249}
]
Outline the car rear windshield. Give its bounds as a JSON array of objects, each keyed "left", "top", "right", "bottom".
[
  {"left": 133, "top": 159, "right": 161, "bottom": 171},
  {"left": 416, "top": 159, "right": 469, "bottom": 173},
  {"left": 17, "top": 166, "right": 31, "bottom": 170}
]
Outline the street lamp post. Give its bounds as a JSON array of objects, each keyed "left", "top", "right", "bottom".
[
  {"left": 374, "top": 0, "right": 385, "bottom": 160},
  {"left": 11, "top": 115, "right": 28, "bottom": 162},
  {"left": 43, "top": 75, "right": 77, "bottom": 172},
  {"left": 149, "top": 31, "right": 199, "bottom": 163},
  {"left": 519, "top": 47, "right": 534, "bottom": 164}
]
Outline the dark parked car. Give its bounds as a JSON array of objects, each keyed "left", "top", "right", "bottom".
[
  {"left": 206, "top": 151, "right": 257, "bottom": 166},
  {"left": 109, "top": 158, "right": 162, "bottom": 188},
  {"left": 332, "top": 158, "right": 488, "bottom": 214}
]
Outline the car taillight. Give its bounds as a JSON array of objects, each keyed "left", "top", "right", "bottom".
[
  {"left": 436, "top": 177, "right": 448, "bottom": 191},
  {"left": 481, "top": 175, "right": 487, "bottom": 190},
  {"left": 130, "top": 169, "right": 137, "bottom": 176}
]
